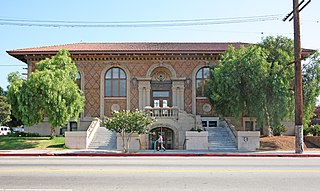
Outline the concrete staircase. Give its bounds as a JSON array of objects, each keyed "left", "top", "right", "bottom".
[
  {"left": 207, "top": 127, "right": 237, "bottom": 150},
  {"left": 88, "top": 127, "right": 116, "bottom": 150}
]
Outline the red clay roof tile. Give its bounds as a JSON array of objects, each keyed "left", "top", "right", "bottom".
[{"left": 7, "top": 42, "right": 249, "bottom": 54}]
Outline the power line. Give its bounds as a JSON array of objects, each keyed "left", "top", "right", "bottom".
[
  {"left": 0, "top": 65, "right": 25, "bottom": 67},
  {"left": 0, "top": 14, "right": 282, "bottom": 28}
]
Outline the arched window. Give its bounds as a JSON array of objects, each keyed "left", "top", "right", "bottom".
[
  {"left": 105, "top": 67, "right": 126, "bottom": 97},
  {"left": 196, "top": 67, "right": 210, "bottom": 97}
]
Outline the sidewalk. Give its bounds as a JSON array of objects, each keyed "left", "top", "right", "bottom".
[{"left": 1, "top": 149, "right": 320, "bottom": 157}]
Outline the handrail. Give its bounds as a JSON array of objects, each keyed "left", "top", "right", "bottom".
[
  {"left": 87, "top": 119, "right": 99, "bottom": 139},
  {"left": 221, "top": 117, "right": 237, "bottom": 138},
  {"left": 153, "top": 140, "right": 158, "bottom": 153},
  {"left": 86, "top": 117, "right": 101, "bottom": 148},
  {"left": 183, "top": 138, "right": 187, "bottom": 150}
]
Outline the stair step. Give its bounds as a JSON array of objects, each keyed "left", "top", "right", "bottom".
[
  {"left": 207, "top": 126, "right": 236, "bottom": 151},
  {"left": 88, "top": 127, "right": 116, "bottom": 150}
]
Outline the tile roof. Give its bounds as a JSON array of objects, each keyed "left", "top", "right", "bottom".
[
  {"left": 7, "top": 42, "right": 315, "bottom": 63},
  {"left": 7, "top": 42, "right": 249, "bottom": 54}
]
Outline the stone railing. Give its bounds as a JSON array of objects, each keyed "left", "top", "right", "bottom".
[
  {"left": 144, "top": 106, "right": 179, "bottom": 120},
  {"left": 65, "top": 117, "right": 101, "bottom": 149}
]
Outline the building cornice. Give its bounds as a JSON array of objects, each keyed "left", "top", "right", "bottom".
[{"left": 25, "top": 53, "right": 219, "bottom": 63}]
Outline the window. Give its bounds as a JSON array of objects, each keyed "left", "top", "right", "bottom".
[
  {"left": 76, "top": 72, "right": 81, "bottom": 89},
  {"left": 245, "top": 121, "right": 254, "bottom": 131},
  {"left": 152, "top": 91, "right": 170, "bottom": 98},
  {"left": 196, "top": 67, "right": 210, "bottom": 97},
  {"left": 209, "top": 121, "right": 217, "bottom": 127},
  {"left": 105, "top": 67, "right": 126, "bottom": 97}
]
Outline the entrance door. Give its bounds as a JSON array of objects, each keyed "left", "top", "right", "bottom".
[
  {"left": 149, "top": 127, "right": 174, "bottom": 150},
  {"left": 152, "top": 91, "right": 170, "bottom": 107},
  {"left": 151, "top": 81, "right": 172, "bottom": 107}
]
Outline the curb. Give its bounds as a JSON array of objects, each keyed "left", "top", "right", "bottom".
[{"left": 1, "top": 153, "right": 320, "bottom": 157}]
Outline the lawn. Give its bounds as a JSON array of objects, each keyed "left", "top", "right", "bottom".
[{"left": 0, "top": 136, "right": 65, "bottom": 150}]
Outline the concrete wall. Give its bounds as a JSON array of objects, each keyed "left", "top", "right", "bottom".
[
  {"left": 237, "top": 131, "right": 260, "bottom": 151},
  {"left": 281, "top": 121, "right": 295, "bottom": 136},
  {"left": 185, "top": 131, "right": 208, "bottom": 150},
  {"left": 117, "top": 133, "right": 140, "bottom": 152},
  {"left": 25, "top": 121, "right": 60, "bottom": 136},
  {"left": 65, "top": 118, "right": 101, "bottom": 149},
  {"left": 65, "top": 131, "right": 88, "bottom": 149}
]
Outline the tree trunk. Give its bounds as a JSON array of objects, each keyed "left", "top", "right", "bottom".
[
  {"left": 50, "top": 126, "right": 56, "bottom": 138},
  {"left": 263, "top": 107, "right": 272, "bottom": 136},
  {"left": 121, "top": 131, "right": 127, "bottom": 153},
  {"left": 126, "top": 135, "right": 132, "bottom": 153}
]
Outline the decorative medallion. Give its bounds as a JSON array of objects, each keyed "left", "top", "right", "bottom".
[
  {"left": 156, "top": 71, "right": 167, "bottom": 81},
  {"left": 111, "top": 104, "right": 120, "bottom": 112},
  {"left": 202, "top": 103, "right": 212, "bottom": 113}
]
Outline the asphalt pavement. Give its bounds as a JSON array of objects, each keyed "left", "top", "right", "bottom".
[{"left": 1, "top": 149, "right": 320, "bottom": 157}]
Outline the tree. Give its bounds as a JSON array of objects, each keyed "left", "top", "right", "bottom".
[
  {"left": 103, "top": 110, "right": 152, "bottom": 153},
  {"left": 7, "top": 49, "right": 85, "bottom": 136},
  {"left": 0, "top": 96, "right": 11, "bottom": 126},
  {"left": 0, "top": 86, "right": 5, "bottom": 96},
  {"left": 302, "top": 51, "right": 320, "bottom": 125},
  {"left": 206, "top": 45, "right": 271, "bottom": 134},
  {"left": 206, "top": 36, "right": 320, "bottom": 135}
]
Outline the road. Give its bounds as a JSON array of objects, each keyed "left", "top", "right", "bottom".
[{"left": 0, "top": 156, "right": 319, "bottom": 191}]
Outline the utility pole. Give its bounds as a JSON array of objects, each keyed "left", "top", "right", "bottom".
[
  {"left": 293, "top": 0, "right": 303, "bottom": 154},
  {"left": 283, "top": 0, "right": 311, "bottom": 153}
]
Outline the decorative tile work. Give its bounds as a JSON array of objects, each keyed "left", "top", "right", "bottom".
[
  {"left": 172, "top": 60, "right": 197, "bottom": 77},
  {"left": 184, "top": 88, "right": 192, "bottom": 113},
  {"left": 130, "top": 80, "right": 139, "bottom": 110},
  {"left": 77, "top": 61, "right": 104, "bottom": 117}
]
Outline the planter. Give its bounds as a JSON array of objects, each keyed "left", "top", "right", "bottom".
[{"left": 185, "top": 131, "right": 208, "bottom": 150}]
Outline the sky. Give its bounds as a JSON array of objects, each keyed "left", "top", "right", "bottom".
[{"left": 0, "top": 0, "right": 319, "bottom": 104}]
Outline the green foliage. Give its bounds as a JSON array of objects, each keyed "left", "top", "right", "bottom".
[
  {"left": 206, "top": 44, "right": 271, "bottom": 127},
  {"left": 271, "top": 124, "right": 287, "bottom": 136},
  {"left": 206, "top": 36, "right": 320, "bottom": 135},
  {"left": 103, "top": 110, "right": 152, "bottom": 152},
  {"left": 305, "top": 125, "right": 320, "bottom": 136},
  {"left": 7, "top": 49, "right": 85, "bottom": 136},
  {"left": 190, "top": 127, "right": 203, "bottom": 132},
  {"left": 6, "top": 131, "right": 43, "bottom": 137},
  {"left": 302, "top": 51, "right": 320, "bottom": 125},
  {"left": 0, "top": 96, "right": 11, "bottom": 126},
  {"left": 0, "top": 86, "right": 5, "bottom": 96},
  {"left": 7, "top": 71, "right": 23, "bottom": 84},
  {"left": 0, "top": 136, "right": 65, "bottom": 150}
]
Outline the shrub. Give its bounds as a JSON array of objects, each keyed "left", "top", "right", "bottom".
[
  {"left": 6, "top": 132, "right": 43, "bottom": 137},
  {"left": 304, "top": 126, "right": 310, "bottom": 136},
  {"left": 190, "top": 127, "right": 203, "bottom": 132},
  {"left": 271, "top": 124, "right": 287, "bottom": 136},
  {"left": 306, "top": 125, "right": 320, "bottom": 136}
]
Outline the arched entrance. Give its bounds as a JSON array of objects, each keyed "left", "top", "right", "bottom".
[{"left": 149, "top": 127, "right": 174, "bottom": 150}]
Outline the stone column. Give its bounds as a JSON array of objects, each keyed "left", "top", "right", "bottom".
[
  {"left": 172, "top": 81, "right": 185, "bottom": 110},
  {"left": 138, "top": 80, "right": 151, "bottom": 110}
]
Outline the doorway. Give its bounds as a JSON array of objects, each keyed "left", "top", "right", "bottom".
[
  {"left": 149, "top": 127, "right": 174, "bottom": 150},
  {"left": 151, "top": 81, "right": 172, "bottom": 107}
]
